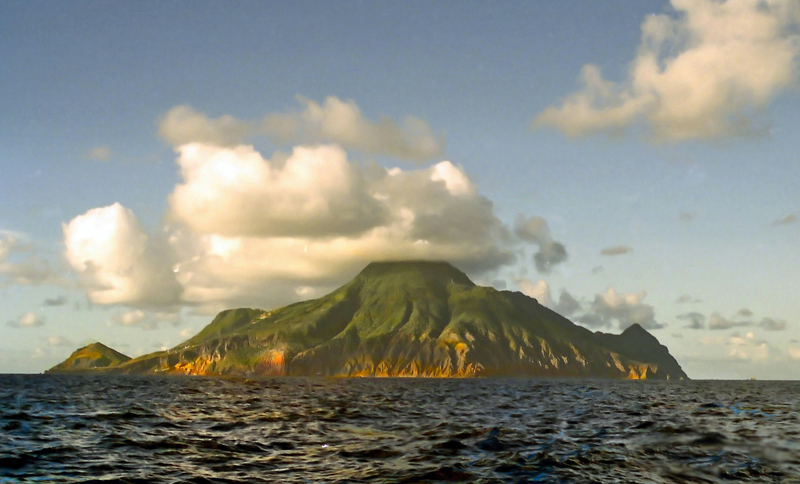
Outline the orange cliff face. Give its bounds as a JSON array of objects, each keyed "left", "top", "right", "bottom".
[{"left": 254, "top": 350, "right": 288, "bottom": 375}]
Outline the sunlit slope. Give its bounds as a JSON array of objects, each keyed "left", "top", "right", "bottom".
[
  {"left": 46, "top": 342, "right": 131, "bottom": 373},
  {"left": 108, "top": 261, "right": 687, "bottom": 379}
]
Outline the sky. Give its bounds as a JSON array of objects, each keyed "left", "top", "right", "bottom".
[{"left": 1, "top": 0, "right": 799, "bottom": 379}]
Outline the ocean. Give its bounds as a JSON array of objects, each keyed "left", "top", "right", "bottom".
[{"left": 0, "top": 375, "right": 797, "bottom": 483}]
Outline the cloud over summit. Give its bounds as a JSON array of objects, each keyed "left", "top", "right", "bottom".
[{"left": 65, "top": 138, "right": 515, "bottom": 312}]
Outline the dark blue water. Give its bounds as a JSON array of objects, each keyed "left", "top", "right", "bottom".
[{"left": 0, "top": 375, "right": 798, "bottom": 483}]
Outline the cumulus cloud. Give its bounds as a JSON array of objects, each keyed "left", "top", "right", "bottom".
[
  {"left": 513, "top": 215, "right": 568, "bottom": 273},
  {"left": 85, "top": 145, "right": 113, "bottom": 162},
  {"left": 517, "top": 278, "right": 551, "bottom": 306},
  {"left": 600, "top": 246, "right": 633, "bottom": 256},
  {"left": 67, "top": 144, "right": 514, "bottom": 312},
  {"left": 159, "top": 96, "right": 444, "bottom": 162},
  {"left": 759, "top": 317, "right": 788, "bottom": 331},
  {"left": 771, "top": 213, "right": 797, "bottom": 226},
  {"left": 169, "top": 149, "right": 513, "bottom": 311},
  {"left": 63, "top": 203, "right": 182, "bottom": 307},
  {"left": 168, "top": 144, "right": 387, "bottom": 238},
  {"left": 111, "top": 309, "right": 180, "bottom": 330},
  {"left": 708, "top": 313, "right": 752, "bottom": 330},
  {"left": 727, "top": 331, "right": 773, "bottom": 362},
  {"left": 7, "top": 312, "right": 45, "bottom": 328},
  {"left": 581, "top": 288, "right": 665, "bottom": 331},
  {"left": 533, "top": 0, "right": 800, "bottom": 141},
  {"left": 114, "top": 309, "right": 146, "bottom": 327},
  {"left": 0, "top": 232, "right": 60, "bottom": 286},
  {"left": 0, "top": 232, "right": 27, "bottom": 261},
  {"left": 46, "top": 335, "right": 73, "bottom": 347},
  {"left": 158, "top": 106, "right": 251, "bottom": 148},
  {"left": 0, "top": 255, "right": 58, "bottom": 285},
  {"left": 262, "top": 96, "right": 444, "bottom": 161},
  {"left": 677, "top": 311, "right": 706, "bottom": 329}
]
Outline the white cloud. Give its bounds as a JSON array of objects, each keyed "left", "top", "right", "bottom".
[
  {"left": 7, "top": 312, "right": 45, "bottom": 328},
  {"left": 0, "top": 255, "right": 58, "bottom": 285},
  {"left": 67, "top": 144, "right": 514, "bottom": 312},
  {"left": 727, "top": 331, "right": 773, "bottom": 362},
  {"left": 0, "top": 232, "right": 21, "bottom": 261},
  {"left": 578, "top": 287, "right": 665, "bottom": 331},
  {"left": 46, "top": 335, "right": 73, "bottom": 347},
  {"left": 159, "top": 96, "right": 444, "bottom": 162},
  {"left": 86, "top": 145, "right": 113, "bottom": 162},
  {"left": 708, "top": 312, "right": 752, "bottom": 330},
  {"left": 151, "top": 342, "right": 171, "bottom": 351},
  {"left": 0, "top": 232, "right": 60, "bottom": 286},
  {"left": 158, "top": 105, "right": 251, "bottom": 148},
  {"left": 111, "top": 309, "right": 181, "bottom": 330},
  {"left": 116, "top": 310, "right": 145, "bottom": 326},
  {"left": 262, "top": 96, "right": 444, "bottom": 161},
  {"left": 63, "top": 203, "right": 182, "bottom": 307},
  {"left": 294, "top": 286, "right": 315, "bottom": 298},
  {"left": 533, "top": 0, "right": 800, "bottom": 141},
  {"left": 517, "top": 278, "right": 551, "bottom": 306},
  {"left": 168, "top": 144, "right": 386, "bottom": 238},
  {"left": 513, "top": 215, "right": 568, "bottom": 273}
]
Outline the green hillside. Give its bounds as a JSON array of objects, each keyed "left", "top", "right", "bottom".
[
  {"left": 52, "top": 261, "right": 688, "bottom": 379},
  {"left": 46, "top": 342, "right": 131, "bottom": 373}
]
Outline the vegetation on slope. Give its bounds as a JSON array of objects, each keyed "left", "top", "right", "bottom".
[
  {"left": 46, "top": 342, "right": 131, "bottom": 373},
  {"left": 51, "top": 261, "right": 688, "bottom": 379}
]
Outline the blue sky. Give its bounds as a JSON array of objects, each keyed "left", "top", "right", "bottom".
[{"left": 2, "top": 0, "right": 798, "bottom": 378}]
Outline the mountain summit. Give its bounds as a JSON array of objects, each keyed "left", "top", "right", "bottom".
[{"left": 50, "top": 261, "right": 688, "bottom": 379}]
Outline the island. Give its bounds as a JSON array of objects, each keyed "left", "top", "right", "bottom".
[{"left": 47, "top": 261, "right": 688, "bottom": 379}]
